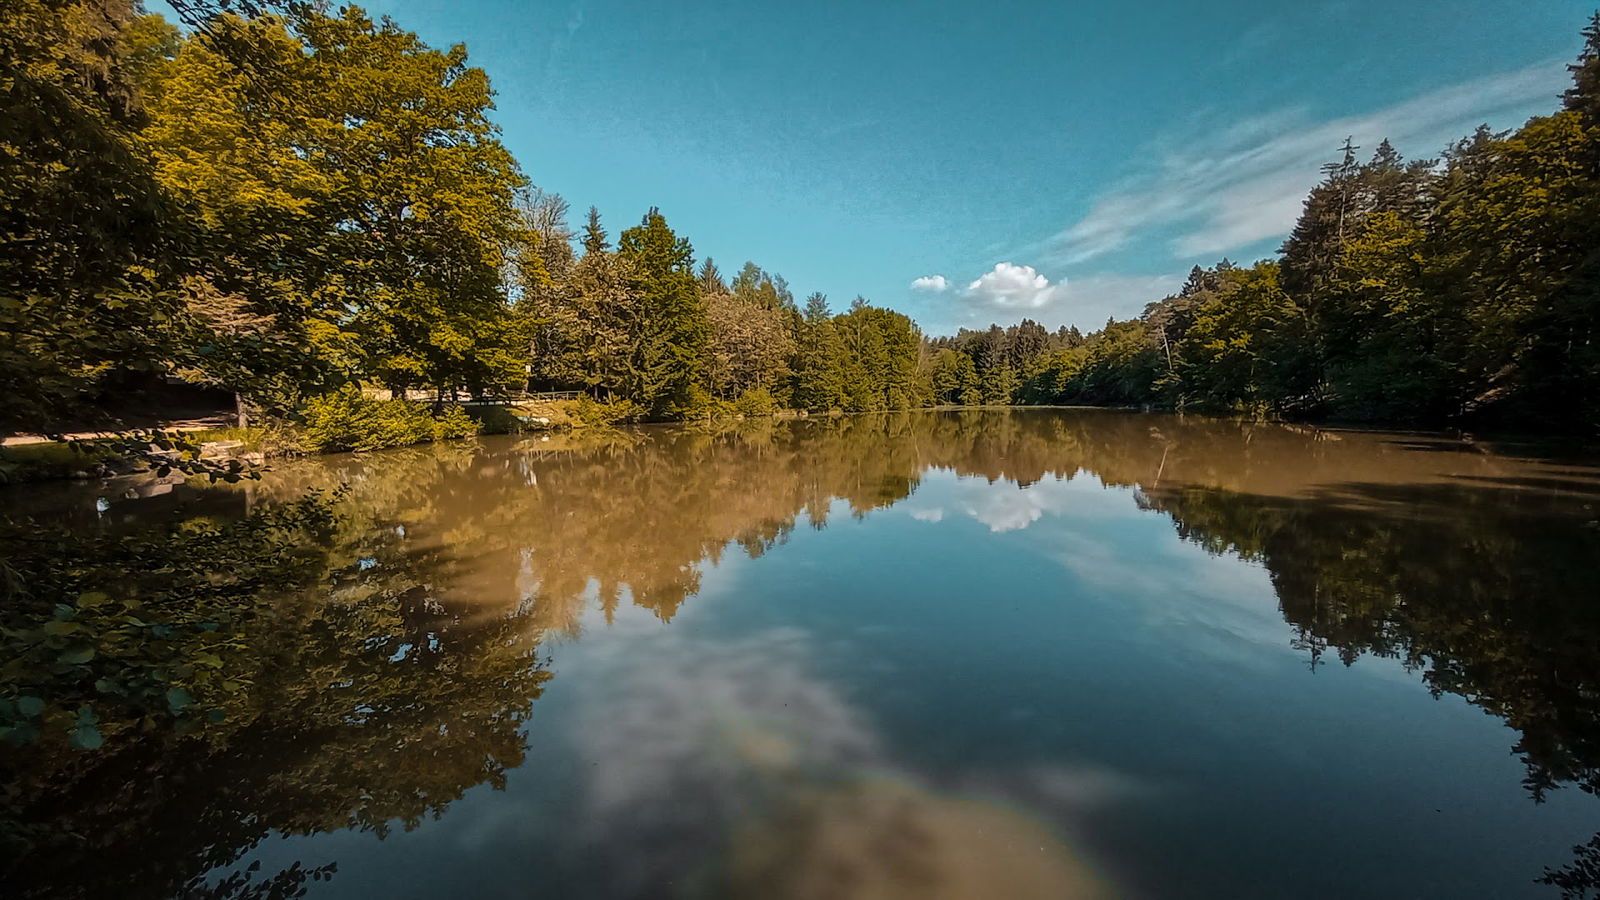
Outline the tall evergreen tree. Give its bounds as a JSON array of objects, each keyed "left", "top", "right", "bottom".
[
  {"left": 582, "top": 206, "right": 608, "bottom": 255},
  {"left": 616, "top": 208, "right": 708, "bottom": 414}
]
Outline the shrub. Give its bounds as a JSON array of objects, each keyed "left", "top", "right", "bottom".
[
  {"left": 732, "top": 388, "right": 780, "bottom": 418},
  {"left": 568, "top": 395, "right": 646, "bottom": 427},
  {"left": 300, "top": 390, "right": 479, "bottom": 452},
  {"left": 667, "top": 385, "right": 730, "bottom": 421}
]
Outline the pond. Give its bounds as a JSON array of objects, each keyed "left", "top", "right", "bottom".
[{"left": 4, "top": 409, "right": 1600, "bottom": 899}]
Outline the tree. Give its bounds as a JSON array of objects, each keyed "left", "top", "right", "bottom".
[
  {"left": 705, "top": 288, "right": 795, "bottom": 399},
  {"left": 929, "top": 349, "right": 979, "bottom": 405},
  {"left": 790, "top": 293, "right": 846, "bottom": 411},
  {"left": 616, "top": 208, "right": 708, "bottom": 414},
  {"left": 697, "top": 258, "right": 727, "bottom": 297},
  {"left": 582, "top": 205, "right": 608, "bottom": 255},
  {"left": 141, "top": 7, "right": 529, "bottom": 402},
  {"left": 1563, "top": 11, "right": 1600, "bottom": 123},
  {"left": 0, "top": 0, "right": 185, "bottom": 435}
]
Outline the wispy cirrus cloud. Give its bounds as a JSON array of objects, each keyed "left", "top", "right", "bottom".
[{"left": 1050, "top": 60, "right": 1567, "bottom": 266}]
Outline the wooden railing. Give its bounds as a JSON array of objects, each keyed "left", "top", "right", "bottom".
[{"left": 359, "top": 388, "right": 583, "bottom": 404}]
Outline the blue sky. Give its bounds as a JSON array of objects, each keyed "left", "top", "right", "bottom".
[{"left": 159, "top": 0, "right": 1590, "bottom": 333}]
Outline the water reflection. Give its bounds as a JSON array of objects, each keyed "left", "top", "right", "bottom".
[{"left": 2, "top": 410, "right": 1598, "bottom": 897}]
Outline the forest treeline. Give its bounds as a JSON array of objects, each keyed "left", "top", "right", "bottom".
[
  {"left": 3, "top": 1, "right": 1599, "bottom": 435},
  {"left": 0, "top": 0, "right": 925, "bottom": 435},
  {"left": 939, "top": 15, "right": 1600, "bottom": 433}
]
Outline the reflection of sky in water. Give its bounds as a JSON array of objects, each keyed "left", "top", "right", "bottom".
[{"left": 229, "top": 467, "right": 1595, "bottom": 899}]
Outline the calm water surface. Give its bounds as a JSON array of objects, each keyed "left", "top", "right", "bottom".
[{"left": 5, "top": 409, "right": 1600, "bottom": 899}]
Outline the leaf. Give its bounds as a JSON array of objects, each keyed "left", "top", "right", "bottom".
[
  {"left": 1, "top": 723, "right": 39, "bottom": 745},
  {"left": 16, "top": 696, "right": 45, "bottom": 718},
  {"left": 58, "top": 644, "right": 96, "bottom": 664},
  {"left": 43, "top": 620, "right": 84, "bottom": 636},
  {"left": 166, "top": 687, "right": 193, "bottom": 714},
  {"left": 75, "top": 705, "right": 98, "bottom": 725},
  {"left": 70, "top": 724, "right": 104, "bottom": 750},
  {"left": 77, "top": 591, "right": 112, "bottom": 608}
]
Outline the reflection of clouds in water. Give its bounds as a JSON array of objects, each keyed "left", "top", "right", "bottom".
[
  {"left": 915, "top": 472, "right": 1296, "bottom": 665},
  {"left": 908, "top": 472, "right": 1119, "bottom": 534},
  {"left": 578, "top": 627, "right": 879, "bottom": 828},
  {"left": 1049, "top": 515, "right": 1295, "bottom": 670},
  {"left": 569, "top": 620, "right": 1127, "bottom": 898},
  {"left": 725, "top": 775, "right": 1115, "bottom": 900},
  {"left": 964, "top": 485, "right": 1052, "bottom": 532}
]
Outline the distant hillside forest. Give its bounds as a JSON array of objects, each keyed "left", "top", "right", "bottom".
[{"left": 3, "top": 1, "right": 1599, "bottom": 435}]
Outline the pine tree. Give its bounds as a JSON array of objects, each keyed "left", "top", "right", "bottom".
[
  {"left": 582, "top": 206, "right": 608, "bottom": 255},
  {"left": 697, "top": 257, "right": 727, "bottom": 296},
  {"left": 1563, "top": 11, "right": 1600, "bottom": 123},
  {"left": 791, "top": 292, "right": 846, "bottom": 410},
  {"left": 616, "top": 208, "right": 707, "bottom": 414}
]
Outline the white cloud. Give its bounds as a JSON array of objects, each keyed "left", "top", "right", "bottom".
[
  {"left": 965, "top": 262, "right": 1064, "bottom": 309},
  {"left": 1049, "top": 60, "right": 1566, "bottom": 266},
  {"left": 910, "top": 274, "right": 950, "bottom": 292},
  {"left": 927, "top": 269, "right": 1178, "bottom": 333}
]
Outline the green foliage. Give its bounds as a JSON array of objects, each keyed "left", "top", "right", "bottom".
[
  {"left": 732, "top": 387, "right": 781, "bottom": 417},
  {"left": 567, "top": 394, "right": 646, "bottom": 427},
  {"left": 300, "top": 391, "right": 477, "bottom": 452},
  {"left": 928, "top": 348, "right": 979, "bottom": 405},
  {"left": 941, "top": 16, "right": 1600, "bottom": 433},
  {"left": 617, "top": 209, "right": 709, "bottom": 416},
  {"left": 0, "top": 0, "right": 187, "bottom": 435},
  {"left": 0, "top": 494, "right": 337, "bottom": 748},
  {"left": 8, "top": 5, "right": 1600, "bottom": 441}
]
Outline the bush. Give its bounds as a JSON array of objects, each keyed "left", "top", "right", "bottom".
[
  {"left": 732, "top": 388, "right": 780, "bottom": 418},
  {"left": 300, "top": 391, "right": 479, "bottom": 452},
  {"left": 568, "top": 395, "right": 645, "bottom": 428}
]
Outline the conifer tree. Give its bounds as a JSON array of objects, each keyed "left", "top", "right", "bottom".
[
  {"left": 582, "top": 206, "right": 608, "bottom": 255},
  {"left": 616, "top": 208, "right": 708, "bottom": 413}
]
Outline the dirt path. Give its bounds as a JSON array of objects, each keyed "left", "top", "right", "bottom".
[{"left": 2, "top": 414, "right": 233, "bottom": 446}]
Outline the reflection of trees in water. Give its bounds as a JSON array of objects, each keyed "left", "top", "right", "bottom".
[
  {"left": 4, "top": 410, "right": 1599, "bottom": 896},
  {"left": 1132, "top": 476, "right": 1600, "bottom": 895},
  {"left": 0, "top": 463, "right": 551, "bottom": 899}
]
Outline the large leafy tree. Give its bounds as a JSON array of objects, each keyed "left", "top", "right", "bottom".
[
  {"left": 141, "top": 6, "right": 527, "bottom": 404},
  {"left": 0, "top": 0, "right": 185, "bottom": 435}
]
